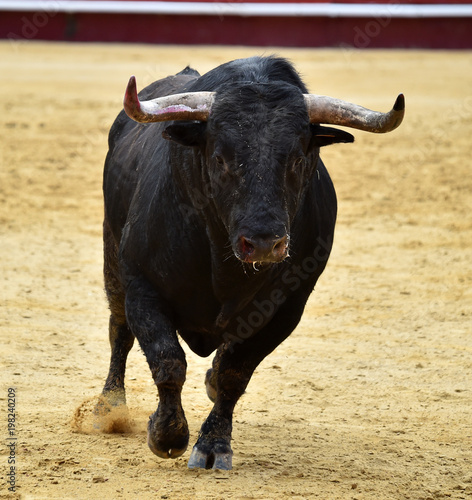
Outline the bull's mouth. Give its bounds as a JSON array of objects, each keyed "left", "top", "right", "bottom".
[{"left": 234, "top": 234, "right": 290, "bottom": 265}]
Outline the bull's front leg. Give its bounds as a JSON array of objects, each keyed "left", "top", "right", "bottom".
[
  {"left": 125, "top": 277, "right": 189, "bottom": 458},
  {"left": 188, "top": 347, "right": 249, "bottom": 470},
  {"left": 189, "top": 290, "right": 310, "bottom": 470}
]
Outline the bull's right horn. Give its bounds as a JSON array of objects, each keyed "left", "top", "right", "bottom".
[
  {"left": 304, "top": 93, "right": 405, "bottom": 133},
  {"left": 124, "top": 76, "right": 215, "bottom": 123}
]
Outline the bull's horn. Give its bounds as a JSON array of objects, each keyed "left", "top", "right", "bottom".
[
  {"left": 124, "top": 76, "right": 214, "bottom": 123},
  {"left": 304, "top": 93, "right": 405, "bottom": 133}
]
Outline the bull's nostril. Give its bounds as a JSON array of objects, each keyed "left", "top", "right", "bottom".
[
  {"left": 274, "top": 240, "right": 285, "bottom": 251},
  {"left": 240, "top": 237, "right": 255, "bottom": 255},
  {"left": 273, "top": 235, "right": 289, "bottom": 255}
]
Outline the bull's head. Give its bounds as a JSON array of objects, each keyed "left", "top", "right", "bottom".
[{"left": 124, "top": 76, "right": 404, "bottom": 265}]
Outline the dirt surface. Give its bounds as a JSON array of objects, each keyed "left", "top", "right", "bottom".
[{"left": 1, "top": 42, "right": 471, "bottom": 500}]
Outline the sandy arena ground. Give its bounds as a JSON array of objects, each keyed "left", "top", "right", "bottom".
[{"left": 1, "top": 42, "right": 471, "bottom": 499}]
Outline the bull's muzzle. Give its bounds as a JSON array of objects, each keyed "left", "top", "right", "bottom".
[{"left": 236, "top": 234, "right": 289, "bottom": 264}]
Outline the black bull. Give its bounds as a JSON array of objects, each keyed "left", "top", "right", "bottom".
[{"left": 100, "top": 56, "right": 404, "bottom": 470}]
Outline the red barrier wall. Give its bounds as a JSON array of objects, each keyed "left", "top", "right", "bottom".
[{"left": 2, "top": 2, "right": 472, "bottom": 48}]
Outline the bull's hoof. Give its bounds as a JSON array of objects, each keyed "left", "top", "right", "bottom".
[
  {"left": 187, "top": 443, "right": 233, "bottom": 470},
  {"left": 147, "top": 406, "right": 189, "bottom": 459},
  {"left": 147, "top": 434, "right": 188, "bottom": 459},
  {"left": 205, "top": 369, "right": 217, "bottom": 403}
]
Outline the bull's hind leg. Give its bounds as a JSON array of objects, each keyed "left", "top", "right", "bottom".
[
  {"left": 100, "top": 220, "right": 135, "bottom": 407},
  {"left": 101, "top": 316, "right": 134, "bottom": 406}
]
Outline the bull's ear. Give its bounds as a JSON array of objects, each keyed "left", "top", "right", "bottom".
[
  {"left": 310, "top": 125, "right": 355, "bottom": 148},
  {"left": 162, "top": 122, "right": 206, "bottom": 147}
]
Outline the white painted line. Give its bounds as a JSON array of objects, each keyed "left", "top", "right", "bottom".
[{"left": 1, "top": 1, "right": 471, "bottom": 18}]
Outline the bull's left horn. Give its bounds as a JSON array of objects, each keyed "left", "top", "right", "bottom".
[
  {"left": 124, "top": 76, "right": 215, "bottom": 123},
  {"left": 304, "top": 93, "right": 405, "bottom": 133}
]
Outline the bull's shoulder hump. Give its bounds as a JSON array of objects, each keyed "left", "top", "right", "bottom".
[{"left": 177, "top": 66, "right": 200, "bottom": 77}]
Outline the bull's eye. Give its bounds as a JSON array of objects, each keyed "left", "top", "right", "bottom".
[
  {"left": 214, "top": 155, "right": 225, "bottom": 167},
  {"left": 292, "top": 156, "right": 306, "bottom": 171},
  {"left": 213, "top": 154, "right": 234, "bottom": 178}
]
